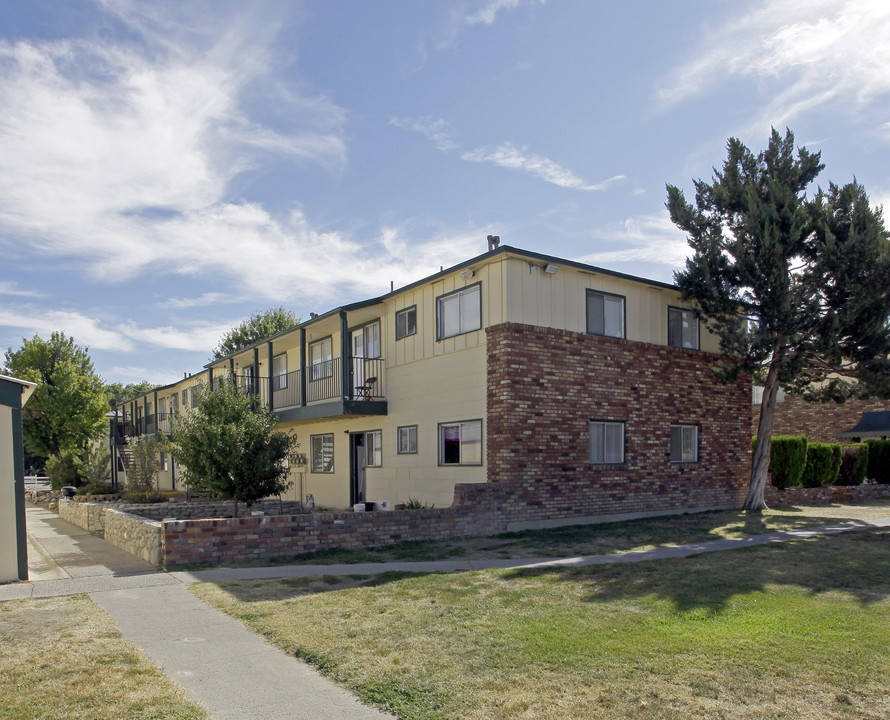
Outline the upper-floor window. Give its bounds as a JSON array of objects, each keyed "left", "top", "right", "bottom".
[
  {"left": 668, "top": 307, "right": 699, "bottom": 349},
  {"left": 190, "top": 386, "right": 200, "bottom": 408},
  {"left": 586, "top": 290, "right": 625, "bottom": 338},
  {"left": 396, "top": 306, "right": 417, "bottom": 340},
  {"left": 272, "top": 354, "right": 287, "bottom": 391},
  {"left": 437, "top": 284, "right": 481, "bottom": 340},
  {"left": 670, "top": 424, "right": 699, "bottom": 463},
  {"left": 309, "top": 337, "right": 333, "bottom": 381},
  {"left": 589, "top": 420, "right": 625, "bottom": 464}
]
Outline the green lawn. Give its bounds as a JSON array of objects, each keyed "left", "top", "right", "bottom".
[
  {"left": 0, "top": 595, "right": 207, "bottom": 720},
  {"left": 194, "top": 526, "right": 890, "bottom": 719}
]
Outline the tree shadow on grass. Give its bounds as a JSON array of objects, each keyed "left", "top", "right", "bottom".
[
  {"left": 503, "top": 528, "right": 890, "bottom": 613},
  {"left": 209, "top": 570, "right": 435, "bottom": 603}
]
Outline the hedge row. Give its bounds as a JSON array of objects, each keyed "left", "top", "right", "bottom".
[{"left": 755, "top": 436, "right": 890, "bottom": 488}]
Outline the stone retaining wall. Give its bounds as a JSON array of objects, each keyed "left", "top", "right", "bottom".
[
  {"left": 59, "top": 500, "right": 162, "bottom": 564},
  {"left": 104, "top": 509, "right": 162, "bottom": 565}
]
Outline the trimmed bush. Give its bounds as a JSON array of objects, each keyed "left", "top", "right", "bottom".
[
  {"left": 800, "top": 442, "right": 842, "bottom": 487},
  {"left": 757, "top": 435, "right": 808, "bottom": 489},
  {"left": 45, "top": 453, "right": 83, "bottom": 490},
  {"left": 865, "top": 439, "right": 890, "bottom": 484},
  {"left": 837, "top": 444, "right": 869, "bottom": 486}
]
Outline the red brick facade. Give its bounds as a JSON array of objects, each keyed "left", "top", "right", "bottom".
[
  {"left": 485, "top": 323, "right": 751, "bottom": 516},
  {"left": 751, "top": 394, "right": 889, "bottom": 443}
]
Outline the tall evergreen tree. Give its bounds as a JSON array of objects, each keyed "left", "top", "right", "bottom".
[{"left": 666, "top": 128, "right": 890, "bottom": 510}]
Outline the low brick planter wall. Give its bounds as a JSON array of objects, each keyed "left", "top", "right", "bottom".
[
  {"left": 766, "top": 483, "right": 890, "bottom": 506},
  {"left": 124, "top": 499, "right": 304, "bottom": 522}
]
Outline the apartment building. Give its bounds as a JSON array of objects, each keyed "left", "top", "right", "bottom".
[{"left": 113, "top": 244, "right": 750, "bottom": 515}]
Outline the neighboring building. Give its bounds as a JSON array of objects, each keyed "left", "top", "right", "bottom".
[
  {"left": 1, "top": 374, "right": 36, "bottom": 583},
  {"left": 113, "top": 245, "right": 750, "bottom": 516},
  {"left": 752, "top": 389, "right": 888, "bottom": 444}
]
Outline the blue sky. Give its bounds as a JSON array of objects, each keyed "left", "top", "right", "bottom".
[{"left": 1, "top": 0, "right": 889, "bottom": 385}]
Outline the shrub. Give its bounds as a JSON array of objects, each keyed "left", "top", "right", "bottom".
[
  {"left": 761, "top": 435, "right": 808, "bottom": 489},
  {"left": 837, "top": 444, "right": 869, "bottom": 486},
  {"left": 800, "top": 442, "right": 842, "bottom": 487},
  {"left": 865, "top": 439, "right": 890, "bottom": 484},
  {"left": 45, "top": 453, "right": 83, "bottom": 490},
  {"left": 79, "top": 482, "right": 116, "bottom": 496}
]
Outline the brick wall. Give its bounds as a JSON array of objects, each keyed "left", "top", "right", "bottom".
[
  {"left": 485, "top": 323, "right": 751, "bottom": 516},
  {"left": 752, "top": 394, "right": 888, "bottom": 443}
]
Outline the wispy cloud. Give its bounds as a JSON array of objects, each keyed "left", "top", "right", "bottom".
[
  {"left": 0, "top": 282, "right": 44, "bottom": 298},
  {"left": 162, "top": 293, "right": 236, "bottom": 309},
  {"left": 389, "top": 116, "right": 458, "bottom": 151},
  {"left": 0, "top": 304, "right": 230, "bottom": 355},
  {"left": 462, "top": 142, "right": 624, "bottom": 192},
  {"left": 575, "top": 213, "right": 690, "bottom": 269},
  {"left": 659, "top": 0, "right": 890, "bottom": 129},
  {"left": 462, "top": 0, "right": 546, "bottom": 26},
  {"left": 0, "top": 4, "right": 352, "bottom": 304}
]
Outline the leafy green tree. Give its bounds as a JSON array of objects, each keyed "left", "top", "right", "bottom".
[
  {"left": 667, "top": 128, "right": 890, "bottom": 510},
  {"left": 45, "top": 452, "right": 82, "bottom": 491},
  {"left": 75, "top": 443, "right": 112, "bottom": 490},
  {"left": 125, "top": 434, "right": 162, "bottom": 497},
  {"left": 171, "top": 381, "right": 297, "bottom": 517},
  {"left": 212, "top": 307, "right": 298, "bottom": 360},
  {"left": 105, "top": 381, "right": 157, "bottom": 410},
  {"left": 4, "top": 332, "right": 109, "bottom": 461}
]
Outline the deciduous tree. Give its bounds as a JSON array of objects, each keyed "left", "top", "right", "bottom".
[
  {"left": 666, "top": 128, "right": 890, "bottom": 510},
  {"left": 212, "top": 307, "right": 298, "bottom": 360},
  {"left": 4, "top": 332, "right": 108, "bottom": 461},
  {"left": 171, "top": 380, "right": 297, "bottom": 517}
]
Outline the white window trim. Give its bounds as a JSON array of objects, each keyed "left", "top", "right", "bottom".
[{"left": 310, "top": 433, "right": 334, "bottom": 473}]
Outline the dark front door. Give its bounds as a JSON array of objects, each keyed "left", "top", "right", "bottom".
[{"left": 350, "top": 432, "right": 366, "bottom": 505}]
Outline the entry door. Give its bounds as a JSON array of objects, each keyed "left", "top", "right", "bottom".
[{"left": 350, "top": 433, "right": 366, "bottom": 505}]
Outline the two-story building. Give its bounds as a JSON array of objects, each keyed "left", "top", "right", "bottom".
[{"left": 113, "top": 244, "right": 750, "bottom": 517}]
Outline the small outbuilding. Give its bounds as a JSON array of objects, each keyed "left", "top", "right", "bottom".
[
  {"left": 0, "top": 374, "right": 37, "bottom": 583},
  {"left": 837, "top": 410, "right": 890, "bottom": 440}
]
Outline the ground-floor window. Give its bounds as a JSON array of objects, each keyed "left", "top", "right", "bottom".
[
  {"left": 310, "top": 433, "right": 334, "bottom": 473},
  {"left": 589, "top": 420, "right": 625, "bottom": 464},
  {"left": 365, "top": 430, "right": 382, "bottom": 467},
  {"left": 670, "top": 424, "right": 699, "bottom": 463},
  {"left": 438, "top": 420, "right": 482, "bottom": 465},
  {"left": 397, "top": 425, "right": 418, "bottom": 454}
]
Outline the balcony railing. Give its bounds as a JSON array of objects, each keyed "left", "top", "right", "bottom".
[
  {"left": 272, "top": 357, "right": 385, "bottom": 409},
  {"left": 115, "top": 357, "right": 386, "bottom": 437}
]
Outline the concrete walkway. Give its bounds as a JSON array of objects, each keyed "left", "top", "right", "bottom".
[{"left": 4, "top": 505, "right": 890, "bottom": 719}]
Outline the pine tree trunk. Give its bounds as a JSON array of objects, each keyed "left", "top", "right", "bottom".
[{"left": 743, "top": 359, "right": 783, "bottom": 511}]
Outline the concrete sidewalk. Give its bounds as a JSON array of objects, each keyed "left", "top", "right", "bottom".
[
  {"left": 7, "top": 506, "right": 393, "bottom": 720},
  {"left": 4, "top": 504, "right": 890, "bottom": 720}
]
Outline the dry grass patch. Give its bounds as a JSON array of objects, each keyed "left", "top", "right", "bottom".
[
  {"left": 194, "top": 528, "right": 890, "bottom": 720},
  {"left": 0, "top": 595, "right": 207, "bottom": 720}
]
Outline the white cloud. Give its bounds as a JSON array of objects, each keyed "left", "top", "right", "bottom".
[
  {"left": 0, "top": 6, "right": 350, "bottom": 303},
  {"left": 389, "top": 116, "right": 458, "bottom": 152},
  {"left": 0, "top": 282, "right": 44, "bottom": 298},
  {"left": 162, "top": 293, "right": 235, "bottom": 309},
  {"left": 0, "top": 308, "right": 131, "bottom": 351},
  {"left": 462, "top": 0, "right": 547, "bottom": 26},
  {"left": 462, "top": 142, "right": 624, "bottom": 191},
  {"left": 659, "top": 0, "right": 890, "bottom": 128},
  {"left": 575, "top": 213, "right": 690, "bottom": 269}
]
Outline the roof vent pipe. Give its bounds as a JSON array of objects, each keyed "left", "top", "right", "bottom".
[{"left": 487, "top": 235, "right": 500, "bottom": 251}]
